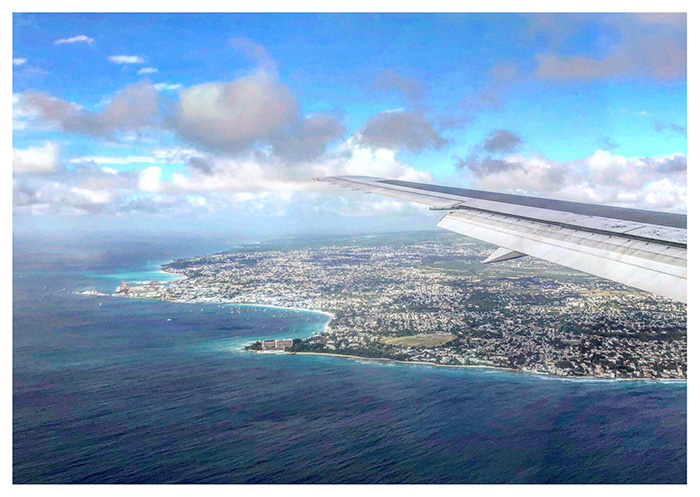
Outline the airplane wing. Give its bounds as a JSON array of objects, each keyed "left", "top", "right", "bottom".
[{"left": 318, "top": 175, "right": 687, "bottom": 303}]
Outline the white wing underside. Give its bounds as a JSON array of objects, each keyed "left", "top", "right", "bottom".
[{"left": 320, "top": 176, "right": 687, "bottom": 303}]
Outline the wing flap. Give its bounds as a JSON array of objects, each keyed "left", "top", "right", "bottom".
[{"left": 438, "top": 210, "right": 686, "bottom": 302}]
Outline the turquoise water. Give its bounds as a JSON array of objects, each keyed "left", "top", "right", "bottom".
[
  {"left": 86, "top": 270, "right": 183, "bottom": 285},
  {"left": 13, "top": 234, "right": 687, "bottom": 483},
  {"left": 84, "top": 262, "right": 185, "bottom": 290}
]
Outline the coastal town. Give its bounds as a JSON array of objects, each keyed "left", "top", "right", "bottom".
[{"left": 96, "top": 232, "right": 687, "bottom": 380}]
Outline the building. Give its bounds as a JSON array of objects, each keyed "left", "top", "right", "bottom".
[{"left": 261, "top": 339, "right": 293, "bottom": 351}]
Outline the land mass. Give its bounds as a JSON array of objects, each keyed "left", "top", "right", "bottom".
[{"left": 85, "top": 231, "right": 687, "bottom": 380}]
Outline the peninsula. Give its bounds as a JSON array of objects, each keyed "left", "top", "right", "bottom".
[{"left": 93, "top": 232, "right": 687, "bottom": 380}]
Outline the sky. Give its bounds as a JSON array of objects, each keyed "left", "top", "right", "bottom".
[{"left": 12, "top": 13, "right": 687, "bottom": 236}]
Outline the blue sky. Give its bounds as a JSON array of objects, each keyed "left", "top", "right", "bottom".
[{"left": 13, "top": 13, "right": 687, "bottom": 234}]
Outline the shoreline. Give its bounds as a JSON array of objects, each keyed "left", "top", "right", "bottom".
[
  {"left": 265, "top": 350, "right": 687, "bottom": 383},
  {"left": 87, "top": 266, "right": 337, "bottom": 326},
  {"left": 76, "top": 290, "right": 334, "bottom": 321},
  {"left": 82, "top": 267, "right": 686, "bottom": 384},
  {"left": 226, "top": 303, "right": 335, "bottom": 321}
]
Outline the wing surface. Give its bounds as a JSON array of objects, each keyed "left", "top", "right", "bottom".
[{"left": 319, "top": 175, "right": 687, "bottom": 303}]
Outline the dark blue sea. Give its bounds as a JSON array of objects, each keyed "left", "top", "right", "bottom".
[{"left": 13, "top": 232, "right": 687, "bottom": 483}]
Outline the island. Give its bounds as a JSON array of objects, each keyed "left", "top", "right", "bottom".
[{"left": 90, "top": 231, "right": 687, "bottom": 380}]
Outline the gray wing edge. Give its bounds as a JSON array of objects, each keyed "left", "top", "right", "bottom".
[{"left": 319, "top": 175, "right": 687, "bottom": 303}]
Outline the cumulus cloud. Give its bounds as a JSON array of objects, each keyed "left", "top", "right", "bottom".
[
  {"left": 645, "top": 154, "right": 687, "bottom": 175},
  {"left": 134, "top": 139, "right": 431, "bottom": 195},
  {"left": 458, "top": 128, "right": 686, "bottom": 212},
  {"left": 11, "top": 37, "right": 432, "bottom": 218},
  {"left": 54, "top": 35, "right": 94, "bottom": 45},
  {"left": 13, "top": 138, "right": 434, "bottom": 218},
  {"left": 270, "top": 113, "right": 346, "bottom": 162},
  {"left": 20, "top": 82, "right": 160, "bottom": 137},
  {"left": 68, "top": 163, "right": 137, "bottom": 191},
  {"left": 24, "top": 38, "right": 343, "bottom": 163},
  {"left": 13, "top": 142, "right": 61, "bottom": 174},
  {"left": 482, "top": 129, "right": 523, "bottom": 153},
  {"left": 138, "top": 166, "right": 163, "bottom": 193},
  {"left": 188, "top": 157, "right": 214, "bottom": 174},
  {"left": 457, "top": 129, "right": 524, "bottom": 167},
  {"left": 13, "top": 162, "right": 138, "bottom": 215},
  {"left": 108, "top": 55, "right": 145, "bottom": 64},
  {"left": 458, "top": 149, "right": 686, "bottom": 211},
  {"left": 13, "top": 58, "right": 27, "bottom": 66},
  {"left": 357, "top": 110, "right": 447, "bottom": 152},
  {"left": 173, "top": 38, "right": 346, "bottom": 161},
  {"left": 174, "top": 72, "right": 298, "bottom": 154},
  {"left": 14, "top": 179, "right": 116, "bottom": 215},
  {"left": 371, "top": 69, "right": 426, "bottom": 101},
  {"left": 138, "top": 67, "right": 159, "bottom": 74}
]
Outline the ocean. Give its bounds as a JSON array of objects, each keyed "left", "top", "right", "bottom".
[{"left": 13, "top": 232, "right": 687, "bottom": 483}]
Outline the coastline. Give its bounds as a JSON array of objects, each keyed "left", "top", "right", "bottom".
[
  {"left": 82, "top": 266, "right": 685, "bottom": 384},
  {"left": 249, "top": 350, "right": 687, "bottom": 383},
  {"left": 91, "top": 266, "right": 337, "bottom": 324},
  {"left": 77, "top": 290, "right": 334, "bottom": 321},
  {"left": 227, "top": 303, "right": 335, "bottom": 321}
]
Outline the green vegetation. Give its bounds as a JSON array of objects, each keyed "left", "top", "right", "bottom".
[{"left": 383, "top": 333, "right": 455, "bottom": 347}]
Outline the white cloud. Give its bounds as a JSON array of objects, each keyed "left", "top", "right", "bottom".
[
  {"left": 68, "top": 148, "right": 205, "bottom": 170},
  {"left": 173, "top": 39, "right": 343, "bottom": 160},
  {"left": 357, "top": 110, "right": 447, "bottom": 152},
  {"left": 462, "top": 149, "right": 686, "bottom": 212},
  {"left": 13, "top": 58, "right": 27, "bottom": 66},
  {"left": 12, "top": 139, "right": 431, "bottom": 218},
  {"left": 20, "top": 38, "right": 342, "bottom": 163},
  {"left": 642, "top": 178, "right": 687, "bottom": 210},
  {"left": 69, "top": 187, "right": 112, "bottom": 204},
  {"left": 20, "top": 82, "right": 159, "bottom": 137},
  {"left": 135, "top": 140, "right": 431, "bottom": 201},
  {"left": 13, "top": 142, "right": 60, "bottom": 174},
  {"left": 54, "top": 35, "right": 94, "bottom": 45},
  {"left": 14, "top": 179, "right": 117, "bottom": 215},
  {"left": 138, "top": 166, "right": 163, "bottom": 193},
  {"left": 270, "top": 112, "right": 345, "bottom": 162},
  {"left": 154, "top": 83, "right": 182, "bottom": 92},
  {"left": 107, "top": 55, "right": 145, "bottom": 64},
  {"left": 151, "top": 147, "right": 206, "bottom": 163},
  {"left": 175, "top": 71, "right": 298, "bottom": 153},
  {"left": 138, "top": 67, "right": 159, "bottom": 74},
  {"left": 69, "top": 155, "right": 171, "bottom": 165}
]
